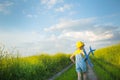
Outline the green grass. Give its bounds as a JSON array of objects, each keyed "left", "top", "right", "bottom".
[
  {"left": 1, "top": 43, "right": 120, "bottom": 80},
  {"left": 93, "top": 61, "right": 112, "bottom": 80},
  {"left": 55, "top": 65, "right": 77, "bottom": 80},
  {"left": 0, "top": 45, "right": 71, "bottom": 80},
  {"left": 94, "top": 43, "right": 120, "bottom": 66},
  {"left": 91, "top": 43, "right": 120, "bottom": 80}
]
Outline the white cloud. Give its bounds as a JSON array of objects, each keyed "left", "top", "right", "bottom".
[
  {"left": 40, "top": 0, "right": 63, "bottom": 9},
  {"left": 27, "top": 14, "right": 33, "bottom": 18},
  {"left": 58, "top": 31, "right": 113, "bottom": 42},
  {"left": 55, "top": 4, "right": 72, "bottom": 12},
  {"left": 85, "top": 31, "right": 113, "bottom": 41},
  {"left": 44, "top": 18, "right": 96, "bottom": 31},
  {"left": 69, "top": 11, "right": 77, "bottom": 15},
  {"left": 0, "top": 25, "right": 118, "bottom": 56},
  {"left": 26, "top": 14, "right": 38, "bottom": 18},
  {"left": 43, "top": 17, "right": 119, "bottom": 54},
  {"left": 0, "top": 31, "right": 44, "bottom": 46},
  {"left": 0, "top": 15, "right": 119, "bottom": 56},
  {"left": 0, "top": 1, "right": 14, "bottom": 14},
  {"left": 0, "top": 31, "right": 47, "bottom": 56}
]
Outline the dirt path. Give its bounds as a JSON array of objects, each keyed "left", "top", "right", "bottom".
[
  {"left": 48, "top": 64, "right": 98, "bottom": 80},
  {"left": 48, "top": 64, "right": 73, "bottom": 80},
  {"left": 87, "top": 65, "right": 98, "bottom": 80}
]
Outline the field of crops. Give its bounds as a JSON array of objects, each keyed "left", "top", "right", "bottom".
[
  {"left": 1, "top": 43, "right": 120, "bottom": 80},
  {"left": 91, "top": 43, "right": 120, "bottom": 80},
  {"left": 0, "top": 46, "right": 71, "bottom": 80}
]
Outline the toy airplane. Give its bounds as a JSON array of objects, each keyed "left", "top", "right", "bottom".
[{"left": 83, "top": 46, "right": 95, "bottom": 68}]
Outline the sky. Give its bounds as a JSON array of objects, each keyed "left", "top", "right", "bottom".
[{"left": 0, "top": 0, "right": 120, "bottom": 56}]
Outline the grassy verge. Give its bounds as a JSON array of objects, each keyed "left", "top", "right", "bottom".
[
  {"left": 91, "top": 43, "right": 120, "bottom": 80},
  {"left": 55, "top": 65, "right": 77, "bottom": 80},
  {"left": 92, "top": 59, "right": 113, "bottom": 80}
]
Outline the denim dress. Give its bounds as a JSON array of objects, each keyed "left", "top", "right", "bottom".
[{"left": 75, "top": 53, "right": 87, "bottom": 72}]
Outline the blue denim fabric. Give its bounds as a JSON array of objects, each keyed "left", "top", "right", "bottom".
[{"left": 75, "top": 54, "right": 87, "bottom": 72}]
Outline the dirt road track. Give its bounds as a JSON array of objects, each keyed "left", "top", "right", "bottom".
[
  {"left": 48, "top": 64, "right": 98, "bottom": 80},
  {"left": 87, "top": 65, "right": 98, "bottom": 80}
]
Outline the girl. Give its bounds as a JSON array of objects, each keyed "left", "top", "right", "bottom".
[{"left": 70, "top": 41, "right": 87, "bottom": 80}]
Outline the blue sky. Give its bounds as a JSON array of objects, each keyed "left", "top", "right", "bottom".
[{"left": 0, "top": 0, "right": 120, "bottom": 56}]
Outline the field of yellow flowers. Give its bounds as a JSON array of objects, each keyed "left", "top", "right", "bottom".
[
  {"left": 91, "top": 43, "right": 120, "bottom": 80},
  {"left": 0, "top": 45, "right": 71, "bottom": 80}
]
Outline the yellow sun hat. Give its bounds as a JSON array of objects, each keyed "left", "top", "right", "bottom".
[{"left": 76, "top": 41, "right": 84, "bottom": 48}]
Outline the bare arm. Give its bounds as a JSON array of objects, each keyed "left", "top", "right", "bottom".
[
  {"left": 81, "top": 51, "right": 84, "bottom": 56},
  {"left": 70, "top": 54, "right": 75, "bottom": 64}
]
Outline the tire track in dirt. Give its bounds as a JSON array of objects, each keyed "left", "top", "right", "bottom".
[
  {"left": 87, "top": 65, "right": 98, "bottom": 80},
  {"left": 48, "top": 64, "right": 98, "bottom": 80},
  {"left": 48, "top": 64, "right": 73, "bottom": 80}
]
